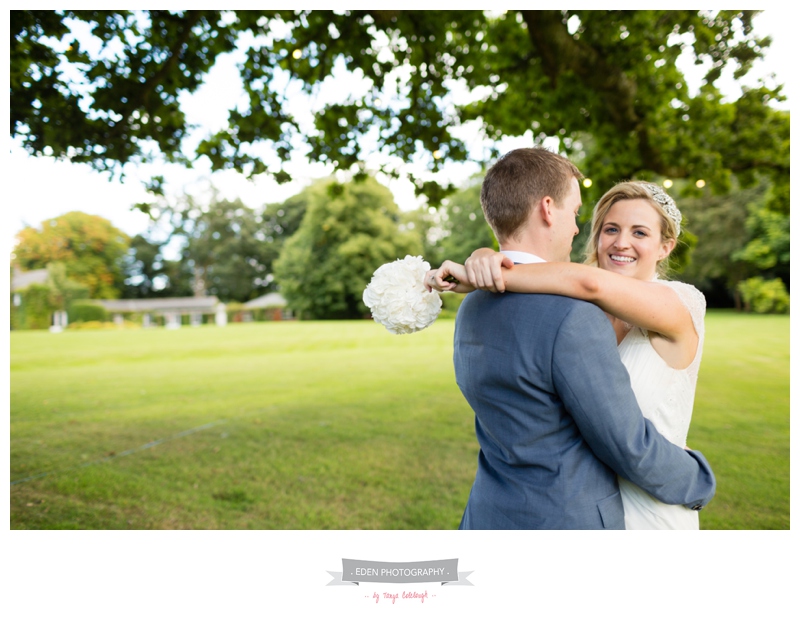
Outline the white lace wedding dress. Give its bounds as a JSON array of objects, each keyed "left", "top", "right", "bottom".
[{"left": 617, "top": 279, "right": 706, "bottom": 529}]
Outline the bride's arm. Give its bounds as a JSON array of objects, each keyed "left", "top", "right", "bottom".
[
  {"left": 423, "top": 262, "right": 475, "bottom": 294},
  {"left": 425, "top": 252, "right": 515, "bottom": 294},
  {"left": 466, "top": 249, "right": 695, "bottom": 343}
]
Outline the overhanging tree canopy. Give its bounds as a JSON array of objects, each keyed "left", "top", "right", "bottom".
[{"left": 11, "top": 10, "right": 788, "bottom": 203}]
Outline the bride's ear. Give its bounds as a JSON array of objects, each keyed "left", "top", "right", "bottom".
[{"left": 658, "top": 238, "right": 676, "bottom": 261}]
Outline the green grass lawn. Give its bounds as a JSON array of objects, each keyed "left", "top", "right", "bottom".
[
  {"left": 10, "top": 311, "right": 789, "bottom": 529},
  {"left": 686, "top": 312, "right": 790, "bottom": 529}
]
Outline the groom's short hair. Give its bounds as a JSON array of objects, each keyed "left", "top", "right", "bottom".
[{"left": 481, "top": 147, "right": 582, "bottom": 242}]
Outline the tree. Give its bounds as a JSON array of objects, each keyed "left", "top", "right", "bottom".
[
  {"left": 274, "top": 176, "right": 422, "bottom": 319},
  {"left": 734, "top": 201, "right": 790, "bottom": 281},
  {"left": 169, "top": 194, "right": 276, "bottom": 302},
  {"left": 11, "top": 10, "right": 787, "bottom": 203},
  {"left": 396, "top": 206, "right": 444, "bottom": 269},
  {"left": 258, "top": 191, "right": 316, "bottom": 283},
  {"left": 12, "top": 211, "right": 130, "bottom": 298},
  {"left": 435, "top": 179, "right": 497, "bottom": 265},
  {"left": 122, "top": 232, "right": 200, "bottom": 299},
  {"left": 122, "top": 188, "right": 311, "bottom": 301},
  {"left": 122, "top": 233, "right": 169, "bottom": 298},
  {"left": 45, "top": 261, "right": 90, "bottom": 310},
  {"left": 678, "top": 177, "right": 789, "bottom": 308}
]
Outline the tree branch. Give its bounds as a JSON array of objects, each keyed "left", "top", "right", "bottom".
[{"left": 520, "top": 10, "right": 663, "bottom": 172}]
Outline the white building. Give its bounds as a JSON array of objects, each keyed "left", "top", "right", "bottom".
[{"left": 94, "top": 297, "right": 227, "bottom": 328}]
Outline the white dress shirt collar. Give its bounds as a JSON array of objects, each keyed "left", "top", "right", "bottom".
[{"left": 500, "top": 250, "right": 547, "bottom": 264}]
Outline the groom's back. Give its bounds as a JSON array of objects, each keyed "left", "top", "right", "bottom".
[{"left": 454, "top": 289, "right": 624, "bottom": 529}]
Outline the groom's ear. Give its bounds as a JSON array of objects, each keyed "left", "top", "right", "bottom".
[{"left": 540, "top": 196, "right": 556, "bottom": 227}]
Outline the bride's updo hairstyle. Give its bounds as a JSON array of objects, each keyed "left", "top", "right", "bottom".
[{"left": 583, "top": 181, "right": 682, "bottom": 277}]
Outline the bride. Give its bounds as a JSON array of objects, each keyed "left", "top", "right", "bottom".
[{"left": 429, "top": 180, "right": 705, "bottom": 529}]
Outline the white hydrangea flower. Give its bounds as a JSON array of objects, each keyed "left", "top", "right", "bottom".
[{"left": 362, "top": 255, "right": 442, "bottom": 334}]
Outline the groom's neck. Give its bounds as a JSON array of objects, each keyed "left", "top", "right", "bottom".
[
  {"left": 500, "top": 239, "right": 563, "bottom": 263},
  {"left": 500, "top": 219, "right": 572, "bottom": 262}
]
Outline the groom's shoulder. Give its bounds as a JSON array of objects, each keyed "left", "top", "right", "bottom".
[
  {"left": 460, "top": 290, "right": 596, "bottom": 308},
  {"left": 508, "top": 293, "right": 610, "bottom": 334},
  {"left": 459, "top": 290, "right": 604, "bottom": 323},
  {"left": 507, "top": 291, "right": 601, "bottom": 314}
]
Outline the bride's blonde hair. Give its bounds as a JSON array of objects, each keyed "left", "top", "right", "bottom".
[{"left": 583, "top": 181, "right": 681, "bottom": 278}]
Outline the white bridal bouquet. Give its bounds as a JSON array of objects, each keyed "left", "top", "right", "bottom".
[{"left": 362, "top": 255, "right": 442, "bottom": 334}]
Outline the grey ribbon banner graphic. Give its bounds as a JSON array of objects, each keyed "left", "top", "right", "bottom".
[{"left": 327, "top": 558, "right": 473, "bottom": 586}]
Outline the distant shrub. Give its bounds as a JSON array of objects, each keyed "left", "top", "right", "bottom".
[
  {"left": 68, "top": 319, "right": 139, "bottom": 330},
  {"left": 68, "top": 301, "right": 108, "bottom": 323},
  {"left": 15, "top": 284, "right": 59, "bottom": 329},
  {"left": 224, "top": 302, "right": 281, "bottom": 322},
  {"left": 737, "top": 277, "right": 790, "bottom": 314},
  {"left": 225, "top": 302, "right": 245, "bottom": 314}
]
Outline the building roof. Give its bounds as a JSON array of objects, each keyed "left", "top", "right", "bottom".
[
  {"left": 95, "top": 296, "right": 222, "bottom": 313},
  {"left": 242, "top": 292, "right": 287, "bottom": 308},
  {"left": 11, "top": 269, "right": 49, "bottom": 291}
]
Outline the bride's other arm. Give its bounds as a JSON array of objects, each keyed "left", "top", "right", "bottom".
[
  {"left": 423, "top": 261, "right": 475, "bottom": 294},
  {"left": 465, "top": 248, "right": 697, "bottom": 350}
]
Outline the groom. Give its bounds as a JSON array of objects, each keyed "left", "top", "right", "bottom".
[{"left": 454, "top": 147, "right": 716, "bottom": 529}]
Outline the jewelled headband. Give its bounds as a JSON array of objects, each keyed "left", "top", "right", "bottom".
[{"left": 643, "top": 183, "right": 682, "bottom": 237}]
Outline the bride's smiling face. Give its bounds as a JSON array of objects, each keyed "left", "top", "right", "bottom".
[{"left": 597, "top": 199, "right": 675, "bottom": 280}]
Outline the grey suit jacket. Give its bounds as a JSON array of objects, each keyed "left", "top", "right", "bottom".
[{"left": 455, "top": 290, "right": 716, "bottom": 529}]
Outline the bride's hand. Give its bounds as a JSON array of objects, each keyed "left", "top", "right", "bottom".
[
  {"left": 465, "top": 248, "right": 514, "bottom": 293},
  {"left": 424, "top": 261, "right": 474, "bottom": 293}
]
